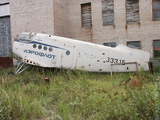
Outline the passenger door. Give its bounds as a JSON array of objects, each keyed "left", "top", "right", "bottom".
[{"left": 61, "top": 45, "right": 78, "bottom": 69}]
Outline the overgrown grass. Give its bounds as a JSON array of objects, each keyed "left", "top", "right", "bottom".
[{"left": 0, "top": 68, "right": 159, "bottom": 120}]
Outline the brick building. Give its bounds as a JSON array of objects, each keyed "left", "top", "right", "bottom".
[{"left": 9, "top": 0, "right": 160, "bottom": 58}]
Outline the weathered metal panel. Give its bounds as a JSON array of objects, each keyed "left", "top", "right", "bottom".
[
  {"left": 126, "top": 0, "right": 139, "bottom": 24},
  {"left": 101, "top": 0, "right": 114, "bottom": 26},
  {"left": 81, "top": 3, "right": 92, "bottom": 27}
]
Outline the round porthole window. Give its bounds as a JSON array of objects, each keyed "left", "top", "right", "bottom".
[
  {"left": 38, "top": 45, "right": 42, "bottom": 49},
  {"left": 44, "top": 46, "right": 47, "bottom": 50},
  {"left": 33, "top": 44, "right": 36, "bottom": 48},
  {"left": 49, "top": 47, "right": 53, "bottom": 52},
  {"left": 66, "top": 50, "right": 70, "bottom": 55}
]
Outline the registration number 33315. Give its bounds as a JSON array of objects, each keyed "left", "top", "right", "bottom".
[{"left": 106, "top": 57, "right": 125, "bottom": 64}]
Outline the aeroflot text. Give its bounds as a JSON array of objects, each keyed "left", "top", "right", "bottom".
[{"left": 24, "top": 49, "right": 55, "bottom": 59}]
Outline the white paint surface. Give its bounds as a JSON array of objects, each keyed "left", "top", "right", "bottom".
[
  {"left": 0, "top": 4, "right": 10, "bottom": 17},
  {"left": 13, "top": 32, "right": 150, "bottom": 72}
]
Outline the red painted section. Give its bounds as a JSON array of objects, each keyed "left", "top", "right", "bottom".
[{"left": 0, "top": 57, "right": 13, "bottom": 68}]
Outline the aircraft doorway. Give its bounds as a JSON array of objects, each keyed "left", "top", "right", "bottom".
[{"left": 61, "top": 46, "right": 78, "bottom": 69}]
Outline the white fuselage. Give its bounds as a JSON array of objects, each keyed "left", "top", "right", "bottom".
[{"left": 13, "top": 32, "right": 150, "bottom": 72}]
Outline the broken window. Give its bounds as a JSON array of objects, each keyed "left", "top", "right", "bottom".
[
  {"left": 153, "top": 0, "right": 160, "bottom": 21},
  {"left": 126, "top": 0, "right": 139, "bottom": 24},
  {"left": 153, "top": 40, "right": 160, "bottom": 57},
  {"left": 81, "top": 3, "right": 92, "bottom": 27},
  {"left": 103, "top": 42, "right": 116, "bottom": 47},
  {"left": 127, "top": 41, "right": 141, "bottom": 49},
  {"left": 101, "top": 0, "right": 114, "bottom": 26}
]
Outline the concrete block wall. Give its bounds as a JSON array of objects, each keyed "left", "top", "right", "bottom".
[
  {"left": 66, "top": 0, "right": 95, "bottom": 43},
  {"left": 10, "top": 0, "right": 68, "bottom": 40},
  {"left": 10, "top": 0, "right": 54, "bottom": 40},
  {"left": 53, "top": 0, "right": 67, "bottom": 37},
  {"left": 66, "top": 0, "right": 160, "bottom": 58}
]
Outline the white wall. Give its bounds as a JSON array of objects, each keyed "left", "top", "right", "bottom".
[
  {"left": 0, "top": 0, "right": 9, "bottom": 4},
  {"left": 0, "top": 4, "right": 10, "bottom": 17}
]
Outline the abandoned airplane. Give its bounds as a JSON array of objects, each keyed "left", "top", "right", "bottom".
[{"left": 13, "top": 32, "right": 150, "bottom": 74}]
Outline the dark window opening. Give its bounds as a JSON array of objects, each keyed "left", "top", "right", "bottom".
[
  {"left": 101, "top": 0, "right": 114, "bottom": 26},
  {"left": 81, "top": 3, "right": 92, "bottom": 27},
  {"left": 153, "top": 40, "right": 160, "bottom": 58},
  {"left": 127, "top": 41, "right": 141, "bottom": 49},
  {"left": 103, "top": 42, "right": 116, "bottom": 47},
  {"left": 126, "top": 0, "right": 140, "bottom": 24},
  {"left": 153, "top": 0, "right": 160, "bottom": 21}
]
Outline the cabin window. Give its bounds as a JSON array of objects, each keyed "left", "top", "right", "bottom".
[
  {"left": 66, "top": 50, "right": 70, "bottom": 55},
  {"left": 126, "top": 0, "right": 140, "bottom": 24},
  {"left": 103, "top": 42, "right": 116, "bottom": 47},
  {"left": 81, "top": 3, "right": 92, "bottom": 27},
  {"left": 101, "top": 0, "right": 114, "bottom": 26},
  {"left": 38, "top": 45, "right": 42, "bottom": 49},
  {"left": 153, "top": 40, "right": 160, "bottom": 57},
  {"left": 127, "top": 41, "right": 141, "bottom": 49},
  {"left": 153, "top": 0, "right": 160, "bottom": 21},
  {"left": 44, "top": 46, "right": 47, "bottom": 50},
  {"left": 33, "top": 44, "right": 36, "bottom": 48},
  {"left": 49, "top": 47, "right": 53, "bottom": 52}
]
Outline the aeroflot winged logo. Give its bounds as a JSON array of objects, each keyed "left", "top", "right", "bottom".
[{"left": 24, "top": 49, "right": 56, "bottom": 59}]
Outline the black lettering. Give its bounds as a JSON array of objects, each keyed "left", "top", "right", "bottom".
[
  {"left": 110, "top": 58, "right": 114, "bottom": 63},
  {"left": 106, "top": 57, "right": 110, "bottom": 62},
  {"left": 122, "top": 60, "right": 125, "bottom": 63},
  {"left": 115, "top": 59, "right": 118, "bottom": 63}
]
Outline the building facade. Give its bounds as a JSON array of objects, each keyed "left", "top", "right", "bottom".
[
  {"left": 10, "top": 0, "right": 160, "bottom": 58},
  {"left": 0, "top": 0, "right": 12, "bottom": 68}
]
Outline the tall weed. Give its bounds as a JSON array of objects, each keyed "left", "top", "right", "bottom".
[{"left": 0, "top": 68, "right": 158, "bottom": 119}]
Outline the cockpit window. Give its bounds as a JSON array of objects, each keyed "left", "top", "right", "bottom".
[
  {"left": 19, "top": 39, "right": 28, "bottom": 42},
  {"left": 18, "top": 33, "right": 32, "bottom": 42}
]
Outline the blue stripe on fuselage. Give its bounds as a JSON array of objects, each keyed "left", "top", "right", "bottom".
[{"left": 15, "top": 40, "right": 66, "bottom": 50}]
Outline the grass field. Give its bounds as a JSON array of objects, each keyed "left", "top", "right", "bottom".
[{"left": 0, "top": 67, "right": 160, "bottom": 120}]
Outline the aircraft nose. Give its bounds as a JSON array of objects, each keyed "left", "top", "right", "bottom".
[{"left": 13, "top": 40, "right": 20, "bottom": 56}]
